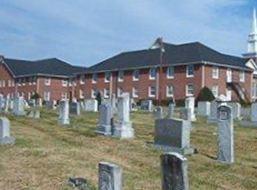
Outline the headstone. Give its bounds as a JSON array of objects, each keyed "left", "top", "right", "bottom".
[
  {"left": 0, "top": 95, "right": 4, "bottom": 111},
  {"left": 28, "top": 99, "right": 36, "bottom": 107},
  {"left": 45, "top": 101, "right": 54, "bottom": 109},
  {"left": 98, "top": 162, "right": 122, "bottom": 190},
  {"left": 37, "top": 98, "right": 43, "bottom": 107},
  {"left": 113, "top": 93, "right": 134, "bottom": 139},
  {"left": 58, "top": 100, "right": 70, "bottom": 125},
  {"left": 70, "top": 102, "right": 81, "bottom": 115},
  {"left": 13, "top": 96, "right": 26, "bottom": 116},
  {"left": 4, "top": 97, "right": 10, "bottom": 113},
  {"left": 217, "top": 105, "right": 234, "bottom": 164},
  {"left": 167, "top": 103, "right": 175, "bottom": 119},
  {"left": 179, "top": 108, "right": 192, "bottom": 122},
  {"left": 197, "top": 101, "right": 210, "bottom": 116},
  {"left": 228, "top": 102, "right": 241, "bottom": 120},
  {"left": 161, "top": 152, "right": 189, "bottom": 190},
  {"left": 9, "top": 99, "right": 14, "bottom": 110},
  {"left": 154, "top": 118, "right": 194, "bottom": 155},
  {"left": 130, "top": 98, "right": 137, "bottom": 111},
  {"left": 96, "top": 103, "right": 113, "bottom": 136},
  {"left": 185, "top": 97, "right": 196, "bottom": 121},
  {"left": 207, "top": 100, "right": 219, "bottom": 123},
  {"left": 154, "top": 106, "right": 164, "bottom": 119},
  {"left": 0, "top": 117, "right": 15, "bottom": 144},
  {"left": 111, "top": 94, "right": 117, "bottom": 114},
  {"left": 251, "top": 102, "right": 257, "bottom": 122},
  {"left": 84, "top": 99, "right": 98, "bottom": 112},
  {"left": 141, "top": 100, "right": 153, "bottom": 112},
  {"left": 27, "top": 109, "right": 40, "bottom": 119}
]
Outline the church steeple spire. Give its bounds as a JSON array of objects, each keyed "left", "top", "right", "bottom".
[{"left": 243, "top": 8, "right": 257, "bottom": 60}]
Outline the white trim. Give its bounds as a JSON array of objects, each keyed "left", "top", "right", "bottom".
[
  {"left": 148, "top": 86, "right": 156, "bottom": 97},
  {"left": 185, "top": 84, "right": 194, "bottom": 96},
  {"left": 212, "top": 66, "right": 219, "bottom": 79},
  {"left": 45, "top": 78, "right": 51, "bottom": 86},
  {"left": 132, "top": 70, "right": 139, "bottom": 81},
  {"left": 211, "top": 85, "right": 219, "bottom": 97},
  {"left": 239, "top": 71, "right": 245, "bottom": 82},
  {"left": 186, "top": 65, "right": 194, "bottom": 78},
  {"left": 104, "top": 72, "right": 111, "bottom": 83},
  {"left": 92, "top": 73, "right": 98, "bottom": 84},
  {"left": 104, "top": 88, "right": 110, "bottom": 98},
  {"left": 149, "top": 68, "right": 156, "bottom": 80},
  {"left": 132, "top": 87, "right": 139, "bottom": 98},
  {"left": 166, "top": 66, "right": 174, "bottom": 79},
  {"left": 166, "top": 85, "right": 174, "bottom": 97},
  {"left": 118, "top": 71, "right": 124, "bottom": 82}
]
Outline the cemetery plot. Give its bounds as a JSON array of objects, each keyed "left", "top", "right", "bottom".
[{"left": 0, "top": 109, "right": 256, "bottom": 189}]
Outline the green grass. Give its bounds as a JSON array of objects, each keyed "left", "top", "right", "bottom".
[{"left": 0, "top": 109, "right": 257, "bottom": 189}]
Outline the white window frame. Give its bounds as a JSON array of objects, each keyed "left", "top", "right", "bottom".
[
  {"left": 105, "top": 72, "right": 111, "bottom": 83},
  {"left": 148, "top": 86, "right": 156, "bottom": 97},
  {"left": 118, "top": 71, "right": 124, "bottom": 82},
  {"left": 132, "top": 87, "right": 139, "bottom": 98},
  {"left": 212, "top": 85, "right": 219, "bottom": 98},
  {"left": 117, "top": 87, "right": 123, "bottom": 97},
  {"left": 132, "top": 70, "right": 139, "bottom": 81},
  {"left": 186, "top": 65, "right": 194, "bottom": 78},
  {"left": 43, "top": 91, "right": 51, "bottom": 101},
  {"left": 239, "top": 71, "right": 245, "bottom": 82},
  {"left": 167, "top": 66, "right": 174, "bottom": 79},
  {"left": 91, "top": 89, "right": 97, "bottom": 98},
  {"left": 80, "top": 75, "right": 85, "bottom": 84},
  {"left": 62, "top": 80, "right": 68, "bottom": 87},
  {"left": 104, "top": 88, "right": 110, "bottom": 98},
  {"left": 166, "top": 85, "right": 174, "bottom": 97},
  {"left": 212, "top": 66, "right": 219, "bottom": 79},
  {"left": 61, "top": 92, "right": 67, "bottom": 100},
  {"left": 45, "top": 78, "right": 51, "bottom": 86},
  {"left": 149, "top": 68, "right": 157, "bottom": 80},
  {"left": 92, "top": 73, "right": 98, "bottom": 84},
  {"left": 186, "top": 84, "right": 194, "bottom": 96}
]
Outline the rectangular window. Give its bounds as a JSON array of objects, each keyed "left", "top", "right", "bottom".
[
  {"left": 79, "top": 89, "right": 84, "bottom": 99},
  {"left": 186, "top": 65, "right": 194, "bottom": 78},
  {"left": 80, "top": 75, "right": 85, "bottom": 84},
  {"left": 28, "top": 92, "right": 31, "bottom": 99},
  {"left": 239, "top": 71, "right": 245, "bottom": 82},
  {"left": 118, "top": 71, "right": 124, "bottom": 82},
  {"left": 91, "top": 89, "right": 97, "bottom": 98},
  {"left": 212, "top": 85, "right": 219, "bottom": 97},
  {"left": 32, "top": 77, "right": 36, "bottom": 85},
  {"left": 43, "top": 91, "right": 51, "bottom": 101},
  {"left": 167, "top": 66, "right": 174, "bottom": 79},
  {"left": 62, "top": 80, "right": 68, "bottom": 87},
  {"left": 166, "top": 85, "right": 174, "bottom": 97},
  {"left": 212, "top": 66, "right": 219, "bottom": 79},
  {"left": 149, "top": 68, "right": 157, "bottom": 80},
  {"left": 8, "top": 80, "right": 11, "bottom": 87},
  {"left": 133, "top": 70, "right": 139, "bottom": 81},
  {"left": 186, "top": 84, "right": 194, "bottom": 96},
  {"left": 104, "top": 88, "right": 110, "bottom": 98},
  {"left": 92, "top": 73, "right": 98, "bottom": 83},
  {"left": 2, "top": 80, "right": 5, "bottom": 87},
  {"left": 148, "top": 86, "right": 156, "bottom": 97},
  {"left": 132, "top": 87, "right": 139, "bottom": 98},
  {"left": 117, "top": 87, "right": 123, "bottom": 97},
  {"left": 105, "top": 72, "right": 111, "bottom": 83},
  {"left": 45, "top": 78, "right": 51, "bottom": 86}
]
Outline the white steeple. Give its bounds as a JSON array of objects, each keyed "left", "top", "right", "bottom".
[{"left": 244, "top": 8, "right": 257, "bottom": 58}]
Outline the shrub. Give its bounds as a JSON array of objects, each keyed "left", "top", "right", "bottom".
[
  {"left": 96, "top": 91, "right": 102, "bottom": 106},
  {"left": 197, "top": 87, "right": 215, "bottom": 102},
  {"left": 31, "top": 92, "right": 40, "bottom": 100}
]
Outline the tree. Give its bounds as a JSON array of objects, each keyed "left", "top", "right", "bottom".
[
  {"left": 96, "top": 91, "right": 102, "bottom": 107},
  {"left": 197, "top": 87, "right": 215, "bottom": 102},
  {"left": 31, "top": 92, "right": 40, "bottom": 100}
]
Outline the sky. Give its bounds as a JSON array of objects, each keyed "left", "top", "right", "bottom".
[{"left": 0, "top": 0, "right": 256, "bottom": 68}]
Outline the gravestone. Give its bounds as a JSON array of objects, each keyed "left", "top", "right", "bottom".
[
  {"left": 98, "top": 162, "right": 122, "bottom": 190},
  {"left": 251, "top": 102, "right": 257, "bottom": 122},
  {"left": 141, "top": 100, "right": 153, "bottom": 112},
  {"left": 0, "top": 95, "right": 4, "bottom": 111},
  {"left": 130, "top": 98, "right": 137, "bottom": 111},
  {"left": 58, "top": 100, "right": 70, "bottom": 125},
  {"left": 9, "top": 99, "right": 14, "bottom": 110},
  {"left": 111, "top": 94, "right": 117, "bottom": 114},
  {"left": 228, "top": 102, "right": 241, "bottom": 120},
  {"left": 4, "top": 96, "right": 10, "bottom": 113},
  {"left": 113, "top": 93, "right": 134, "bottom": 139},
  {"left": 161, "top": 152, "right": 189, "bottom": 190},
  {"left": 207, "top": 100, "right": 219, "bottom": 123},
  {"left": 154, "top": 118, "right": 194, "bottom": 155},
  {"left": 154, "top": 106, "right": 164, "bottom": 119},
  {"left": 84, "top": 99, "right": 98, "bottom": 112},
  {"left": 185, "top": 97, "right": 196, "bottom": 121},
  {"left": 0, "top": 117, "right": 15, "bottom": 145},
  {"left": 96, "top": 103, "right": 113, "bottom": 136},
  {"left": 179, "top": 108, "right": 192, "bottom": 122},
  {"left": 37, "top": 98, "right": 43, "bottom": 107},
  {"left": 13, "top": 96, "right": 26, "bottom": 116},
  {"left": 28, "top": 99, "right": 36, "bottom": 107},
  {"left": 27, "top": 109, "right": 40, "bottom": 119},
  {"left": 217, "top": 105, "right": 234, "bottom": 164},
  {"left": 167, "top": 103, "right": 175, "bottom": 119},
  {"left": 79, "top": 101, "right": 85, "bottom": 111},
  {"left": 45, "top": 101, "right": 54, "bottom": 109},
  {"left": 197, "top": 101, "right": 210, "bottom": 116},
  {"left": 70, "top": 102, "right": 81, "bottom": 115}
]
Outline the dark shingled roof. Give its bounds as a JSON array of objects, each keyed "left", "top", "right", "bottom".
[
  {"left": 86, "top": 41, "right": 249, "bottom": 73},
  {"left": 3, "top": 58, "right": 87, "bottom": 77}
]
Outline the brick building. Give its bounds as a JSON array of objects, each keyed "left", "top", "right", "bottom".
[{"left": 0, "top": 56, "right": 86, "bottom": 101}]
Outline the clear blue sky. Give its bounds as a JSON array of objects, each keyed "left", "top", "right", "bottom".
[{"left": 0, "top": 0, "right": 256, "bottom": 67}]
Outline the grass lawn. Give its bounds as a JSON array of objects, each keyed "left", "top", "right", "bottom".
[{"left": 0, "top": 109, "right": 257, "bottom": 190}]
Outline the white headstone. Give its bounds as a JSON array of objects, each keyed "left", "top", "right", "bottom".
[
  {"left": 217, "top": 105, "right": 234, "bottom": 164},
  {"left": 0, "top": 117, "right": 15, "bottom": 144},
  {"left": 185, "top": 97, "right": 196, "bottom": 121},
  {"left": 58, "top": 100, "right": 70, "bottom": 125},
  {"left": 113, "top": 93, "right": 134, "bottom": 139},
  {"left": 154, "top": 106, "right": 164, "bottom": 119},
  {"left": 84, "top": 99, "right": 98, "bottom": 112},
  {"left": 13, "top": 96, "right": 25, "bottom": 116},
  {"left": 96, "top": 103, "right": 113, "bottom": 136},
  {"left": 197, "top": 101, "right": 210, "bottom": 116}
]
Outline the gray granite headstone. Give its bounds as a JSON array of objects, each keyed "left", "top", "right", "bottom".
[
  {"left": 197, "top": 101, "right": 210, "bottom": 116},
  {"left": 167, "top": 103, "right": 175, "bottom": 119},
  {"left": 0, "top": 117, "right": 15, "bottom": 145},
  {"left": 154, "top": 106, "right": 164, "bottom": 119},
  {"left": 58, "top": 100, "right": 70, "bottom": 125},
  {"left": 161, "top": 152, "right": 189, "bottom": 190},
  {"left": 96, "top": 103, "right": 113, "bottom": 136},
  {"left": 154, "top": 118, "right": 194, "bottom": 155},
  {"left": 217, "top": 105, "right": 234, "bottom": 164},
  {"left": 251, "top": 102, "right": 257, "bottom": 122},
  {"left": 113, "top": 93, "right": 134, "bottom": 139},
  {"left": 13, "top": 96, "right": 26, "bottom": 116},
  {"left": 185, "top": 97, "right": 196, "bottom": 121},
  {"left": 207, "top": 100, "right": 219, "bottom": 123},
  {"left": 98, "top": 162, "right": 122, "bottom": 190},
  {"left": 141, "top": 100, "right": 153, "bottom": 112},
  {"left": 4, "top": 96, "right": 10, "bottom": 113},
  {"left": 70, "top": 102, "right": 81, "bottom": 115},
  {"left": 84, "top": 99, "right": 98, "bottom": 112}
]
